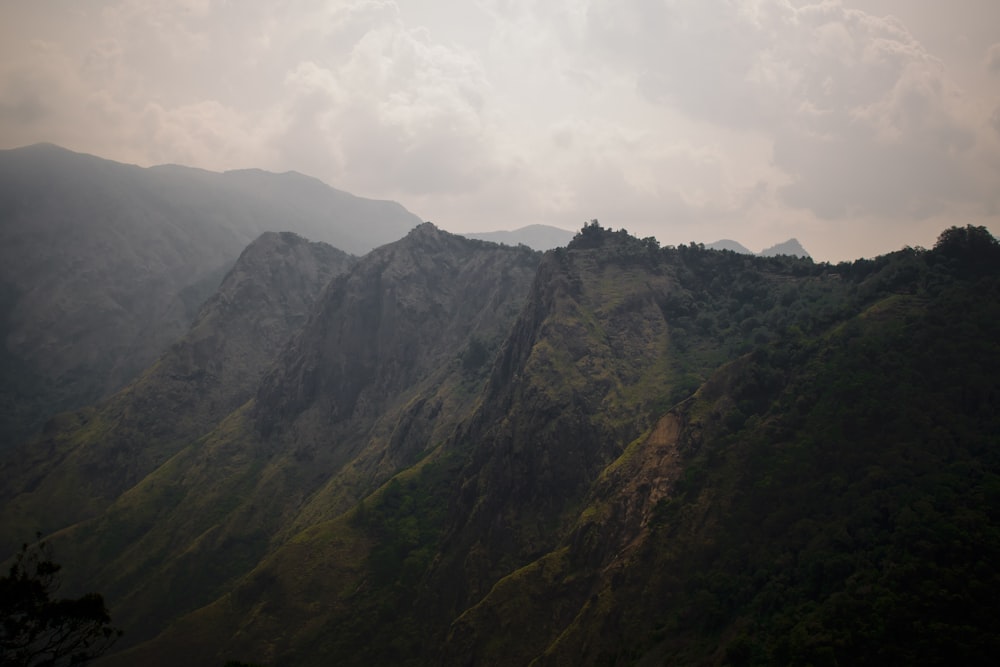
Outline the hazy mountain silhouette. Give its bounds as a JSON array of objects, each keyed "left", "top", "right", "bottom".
[
  {"left": 759, "top": 237, "right": 810, "bottom": 257},
  {"left": 462, "top": 224, "right": 574, "bottom": 250},
  {"left": 0, "top": 143, "right": 420, "bottom": 446},
  {"left": 707, "top": 237, "right": 811, "bottom": 258},
  {"left": 705, "top": 238, "right": 754, "bottom": 254}
]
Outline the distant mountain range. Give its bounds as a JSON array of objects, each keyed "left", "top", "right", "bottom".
[
  {"left": 463, "top": 228, "right": 812, "bottom": 257},
  {"left": 462, "top": 224, "right": 574, "bottom": 250},
  {"left": 707, "top": 237, "right": 811, "bottom": 258}
]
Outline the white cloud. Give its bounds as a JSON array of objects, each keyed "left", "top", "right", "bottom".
[
  {"left": 0, "top": 0, "right": 997, "bottom": 259},
  {"left": 572, "top": 0, "right": 997, "bottom": 223},
  {"left": 270, "top": 7, "right": 501, "bottom": 198},
  {"left": 987, "top": 43, "right": 1000, "bottom": 74}
]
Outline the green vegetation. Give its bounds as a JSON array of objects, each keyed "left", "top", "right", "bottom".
[
  {"left": 293, "top": 224, "right": 1000, "bottom": 665},
  {"left": 352, "top": 454, "right": 459, "bottom": 595},
  {"left": 5, "top": 222, "right": 1000, "bottom": 665},
  {"left": 647, "top": 313, "right": 1000, "bottom": 662},
  {"left": 531, "top": 224, "right": 1000, "bottom": 664}
]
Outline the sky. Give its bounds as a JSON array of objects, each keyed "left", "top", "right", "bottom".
[{"left": 1, "top": 1, "right": 998, "bottom": 261}]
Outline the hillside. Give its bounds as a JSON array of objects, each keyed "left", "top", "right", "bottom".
[
  {"left": 0, "top": 231, "right": 353, "bottom": 556},
  {"left": 3, "top": 223, "right": 998, "bottom": 666},
  {"left": 440, "top": 225, "right": 1000, "bottom": 665},
  {"left": 6, "top": 224, "right": 541, "bottom": 650},
  {"left": 0, "top": 144, "right": 420, "bottom": 446}
]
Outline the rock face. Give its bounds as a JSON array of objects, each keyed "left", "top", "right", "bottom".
[
  {"left": 170, "top": 231, "right": 354, "bottom": 425},
  {"left": 256, "top": 222, "right": 538, "bottom": 433},
  {"left": 0, "top": 144, "right": 420, "bottom": 446},
  {"left": 246, "top": 223, "right": 543, "bottom": 527},
  {"left": 0, "top": 231, "right": 352, "bottom": 554}
]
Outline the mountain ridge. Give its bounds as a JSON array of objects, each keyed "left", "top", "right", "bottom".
[
  {"left": 86, "top": 224, "right": 1000, "bottom": 666},
  {"left": 13, "top": 224, "right": 542, "bottom": 650},
  {"left": 707, "top": 237, "right": 811, "bottom": 258},
  {"left": 2, "top": 215, "right": 998, "bottom": 665}
]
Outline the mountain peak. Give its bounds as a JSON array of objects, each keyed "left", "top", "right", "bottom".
[
  {"left": 406, "top": 221, "right": 446, "bottom": 240},
  {"left": 706, "top": 237, "right": 811, "bottom": 258},
  {"left": 760, "top": 238, "right": 810, "bottom": 258},
  {"left": 706, "top": 239, "right": 753, "bottom": 254}
]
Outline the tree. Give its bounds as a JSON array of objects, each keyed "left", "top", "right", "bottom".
[
  {"left": 931, "top": 224, "right": 1000, "bottom": 275},
  {"left": 0, "top": 536, "right": 121, "bottom": 666},
  {"left": 570, "top": 219, "right": 605, "bottom": 248}
]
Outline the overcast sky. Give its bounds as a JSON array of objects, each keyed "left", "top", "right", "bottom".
[{"left": 2, "top": 1, "right": 998, "bottom": 260}]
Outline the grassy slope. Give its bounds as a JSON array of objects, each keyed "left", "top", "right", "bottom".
[{"left": 440, "top": 233, "right": 1000, "bottom": 665}]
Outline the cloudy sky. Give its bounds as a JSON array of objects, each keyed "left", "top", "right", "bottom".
[{"left": 2, "top": 1, "right": 998, "bottom": 260}]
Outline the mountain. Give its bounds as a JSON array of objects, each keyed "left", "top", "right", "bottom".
[
  {"left": 705, "top": 238, "right": 753, "bottom": 254},
  {"left": 3, "top": 224, "right": 540, "bottom": 650},
  {"left": 0, "top": 143, "right": 421, "bottom": 446},
  {"left": 462, "top": 224, "right": 575, "bottom": 250},
  {"left": 435, "top": 227, "right": 999, "bottom": 665},
  {"left": 760, "top": 237, "right": 811, "bottom": 258},
  {"left": 0, "top": 231, "right": 353, "bottom": 556},
  {"left": 707, "top": 237, "right": 811, "bottom": 258},
  {"left": 3, "top": 223, "right": 999, "bottom": 666}
]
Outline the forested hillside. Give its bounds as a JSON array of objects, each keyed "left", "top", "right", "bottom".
[{"left": 3, "top": 222, "right": 998, "bottom": 666}]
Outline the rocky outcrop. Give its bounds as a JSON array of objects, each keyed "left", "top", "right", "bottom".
[{"left": 251, "top": 223, "right": 542, "bottom": 506}]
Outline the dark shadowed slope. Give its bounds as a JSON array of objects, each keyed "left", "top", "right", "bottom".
[{"left": 0, "top": 144, "right": 419, "bottom": 446}]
